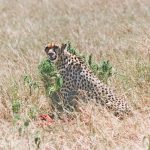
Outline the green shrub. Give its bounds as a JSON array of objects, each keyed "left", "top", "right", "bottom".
[
  {"left": 87, "top": 54, "right": 112, "bottom": 83},
  {"left": 28, "top": 106, "right": 38, "bottom": 119},
  {"left": 12, "top": 99, "right": 21, "bottom": 114},
  {"left": 23, "top": 74, "right": 39, "bottom": 95},
  {"left": 38, "top": 58, "right": 63, "bottom": 96}
]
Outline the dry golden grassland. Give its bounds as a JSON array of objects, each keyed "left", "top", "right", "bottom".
[{"left": 0, "top": 0, "right": 150, "bottom": 149}]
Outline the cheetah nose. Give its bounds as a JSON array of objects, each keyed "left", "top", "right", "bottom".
[{"left": 48, "top": 52, "right": 57, "bottom": 61}]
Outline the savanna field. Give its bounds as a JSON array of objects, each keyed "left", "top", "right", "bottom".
[{"left": 0, "top": 0, "right": 150, "bottom": 149}]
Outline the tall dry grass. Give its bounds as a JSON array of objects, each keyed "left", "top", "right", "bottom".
[{"left": 0, "top": 0, "right": 150, "bottom": 149}]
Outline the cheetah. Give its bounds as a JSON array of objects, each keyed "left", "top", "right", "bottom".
[{"left": 44, "top": 42, "right": 132, "bottom": 118}]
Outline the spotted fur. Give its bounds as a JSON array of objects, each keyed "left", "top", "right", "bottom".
[{"left": 45, "top": 42, "right": 132, "bottom": 118}]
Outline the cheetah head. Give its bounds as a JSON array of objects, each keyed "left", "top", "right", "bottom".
[{"left": 44, "top": 42, "right": 68, "bottom": 63}]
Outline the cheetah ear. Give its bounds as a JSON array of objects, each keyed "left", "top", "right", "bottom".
[{"left": 61, "top": 43, "right": 67, "bottom": 53}]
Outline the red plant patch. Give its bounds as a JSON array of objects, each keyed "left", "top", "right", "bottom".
[{"left": 37, "top": 114, "right": 54, "bottom": 127}]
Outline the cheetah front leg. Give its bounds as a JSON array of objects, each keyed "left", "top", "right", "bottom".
[
  {"left": 55, "top": 87, "right": 79, "bottom": 112},
  {"left": 50, "top": 87, "right": 79, "bottom": 120}
]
